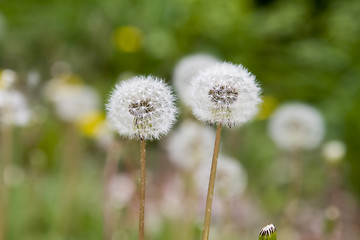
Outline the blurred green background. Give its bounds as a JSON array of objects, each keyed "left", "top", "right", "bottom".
[{"left": 0, "top": 0, "right": 360, "bottom": 239}]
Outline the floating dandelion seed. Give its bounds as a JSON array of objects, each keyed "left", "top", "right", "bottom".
[
  {"left": 268, "top": 102, "right": 325, "bottom": 151},
  {"left": 191, "top": 62, "right": 261, "bottom": 127},
  {"left": 106, "top": 75, "right": 177, "bottom": 140},
  {"left": 173, "top": 54, "right": 220, "bottom": 107}
]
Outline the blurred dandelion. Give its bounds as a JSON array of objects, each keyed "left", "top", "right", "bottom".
[
  {"left": 26, "top": 70, "right": 41, "bottom": 90},
  {"left": 190, "top": 62, "right": 261, "bottom": 240},
  {"left": 106, "top": 75, "right": 177, "bottom": 240},
  {"left": 166, "top": 120, "right": 215, "bottom": 171},
  {"left": 194, "top": 155, "right": 247, "bottom": 199},
  {"left": 44, "top": 73, "right": 101, "bottom": 233},
  {"left": 158, "top": 174, "right": 186, "bottom": 220},
  {"left": 0, "top": 90, "right": 31, "bottom": 126},
  {"left": 322, "top": 140, "right": 346, "bottom": 164},
  {"left": 269, "top": 103, "right": 325, "bottom": 228},
  {"left": 268, "top": 102, "right": 325, "bottom": 151},
  {"left": 44, "top": 76, "right": 100, "bottom": 122},
  {"left": 0, "top": 70, "right": 30, "bottom": 240},
  {"left": 173, "top": 54, "right": 220, "bottom": 107},
  {"left": 0, "top": 69, "right": 17, "bottom": 90},
  {"left": 108, "top": 174, "right": 136, "bottom": 210}
]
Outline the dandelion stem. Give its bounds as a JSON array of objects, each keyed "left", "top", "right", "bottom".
[
  {"left": 0, "top": 123, "right": 12, "bottom": 240},
  {"left": 103, "top": 141, "right": 121, "bottom": 240},
  {"left": 202, "top": 122, "right": 222, "bottom": 240},
  {"left": 139, "top": 138, "right": 146, "bottom": 240},
  {"left": 281, "top": 149, "right": 303, "bottom": 227}
]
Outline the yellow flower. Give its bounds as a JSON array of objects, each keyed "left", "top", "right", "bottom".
[
  {"left": 112, "top": 26, "right": 143, "bottom": 53},
  {"left": 256, "top": 95, "right": 278, "bottom": 120},
  {"left": 76, "top": 111, "right": 105, "bottom": 137}
]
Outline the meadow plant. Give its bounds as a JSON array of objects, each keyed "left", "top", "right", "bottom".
[
  {"left": 268, "top": 103, "right": 325, "bottom": 226},
  {"left": 190, "top": 62, "right": 261, "bottom": 240},
  {"left": 0, "top": 71, "right": 30, "bottom": 239},
  {"left": 106, "top": 75, "right": 177, "bottom": 240},
  {"left": 259, "top": 224, "right": 277, "bottom": 240}
]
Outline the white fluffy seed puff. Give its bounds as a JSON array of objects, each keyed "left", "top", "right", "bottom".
[
  {"left": 268, "top": 103, "right": 325, "bottom": 151},
  {"left": 190, "top": 62, "right": 262, "bottom": 127},
  {"left": 106, "top": 76, "right": 177, "bottom": 140}
]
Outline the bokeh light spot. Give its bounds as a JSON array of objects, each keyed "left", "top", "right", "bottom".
[
  {"left": 256, "top": 95, "right": 278, "bottom": 120},
  {"left": 76, "top": 111, "right": 105, "bottom": 137},
  {"left": 112, "top": 26, "right": 143, "bottom": 53}
]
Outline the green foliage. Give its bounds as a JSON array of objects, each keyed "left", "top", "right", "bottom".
[{"left": 0, "top": 0, "right": 360, "bottom": 239}]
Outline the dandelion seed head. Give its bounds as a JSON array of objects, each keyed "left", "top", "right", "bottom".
[
  {"left": 106, "top": 75, "right": 177, "bottom": 140},
  {"left": 173, "top": 54, "right": 220, "bottom": 107},
  {"left": 268, "top": 103, "right": 325, "bottom": 151},
  {"left": 190, "top": 62, "right": 261, "bottom": 127}
]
